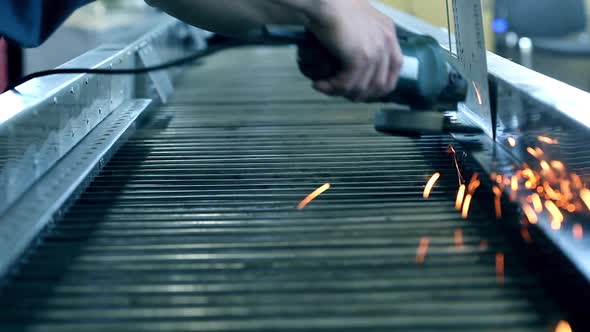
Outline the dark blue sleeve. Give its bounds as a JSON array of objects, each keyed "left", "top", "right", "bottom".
[{"left": 0, "top": 0, "right": 95, "bottom": 47}]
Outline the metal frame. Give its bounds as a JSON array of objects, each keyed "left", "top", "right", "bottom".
[
  {"left": 0, "top": 99, "right": 151, "bottom": 278},
  {"left": 0, "top": 16, "right": 207, "bottom": 277},
  {"left": 0, "top": 16, "right": 208, "bottom": 215}
]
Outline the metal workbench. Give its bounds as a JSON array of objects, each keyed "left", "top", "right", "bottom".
[{"left": 1, "top": 5, "right": 590, "bottom": 332}]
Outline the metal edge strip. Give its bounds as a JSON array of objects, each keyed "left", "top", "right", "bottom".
[
  {"left": 0, "top": 16, "right": 176, "bottom": 126},
  {"left": 0, "top": 16, "right": 192, "bottom": 215},
  {"left": 0, "top": 99, "right": 152, "bottom": 278}
]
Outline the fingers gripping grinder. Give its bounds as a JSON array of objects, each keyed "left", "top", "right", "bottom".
[{"left": 263, "top": 26, "right": 479, "bottom": 136}]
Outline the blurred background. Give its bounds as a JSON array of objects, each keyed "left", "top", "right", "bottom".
[
  {"left": 22, "top": 0, "right": 154, "bottom": 74},
  {"left": 384, "top": 0, "right": 590, "bottom": 92},
  {"left": 3, "top": 0, "right": 590, "bottom": 92}
]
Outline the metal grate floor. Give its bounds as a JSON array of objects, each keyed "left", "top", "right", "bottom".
[{"left": 0, "top": 47, "right": 565, "bottom": 331}]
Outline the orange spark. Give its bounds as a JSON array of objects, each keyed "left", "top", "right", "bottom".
[
  {"left": 551, "top": 220, "right": 562, "bottom": 231},
  {"left": 423, "top": 172, "right": 441, "bottom": 199},
  {"left": 467, "top": 173, "right": 480, "bottom": 194},
  {"left": 479, "top": 240, "right": 489, "bottom": 250},
  {"left": 561, "top": 180, "right": 573, "bottom": 201},
  {"left": 462, "top": 194, "right": 473, "bottom": 219},
  {"left": 573, "top": 224, "right": 584, "bottom": 240},
  {"left": 416, "top": 237, "right": 430, "bottom": 264},
  {"left": 492, "top": 186, "right": 503, "bottom": 219},
  {"left": 527, "top": 147, "right": 545, "bottom": 159},
  {"left": 544, "top": 183, "right": 561, "bottom": 201},
  {"left": 496, "top": 252, "right": 505, "bottom": 285},
  {"left": 455, "top": 184, "right": 467, "bottom": 210},
  {"left": 297, "top": 183, "right": 331, "bottom": 210},
  {"left": 531, "top": 194, "right": 543, "bottom": 213},
  {"left": 507, "top": 137, "right": 516, "bottom": 147},
  {"left": 455, "top": 228, "right": 464, "bottom": 250},
  {"left": 521, "top": 228, "right": 533, "bottom": 244},
  {"left": 448, "top": 145, "right": 464, "bottom": 185},
  {"left": 493, "top": 186, "right": 502, "bottom": 197},
  {"left": 469, "top": 180, "right": 481, "bottom": 195},
  {"left": 538, "top": 136, "right": 559, "bottom": 144},
  {"left": 522, "top": 169, "right": 537, "bottom": 185},
  {"left": 545, "top": 200, "right": 564, "bottom": 224},
  {"left": 522, "top": 203, "right": 538, "bottom": 224},
  {"left": 509, "top": 191, "right": 518, "bottom": 203},
  {"left": 551, "top": 161, "right": 565, "bottom": 171},
  {"left": 571, "top": 174, "right": 583, "bottom": 189},
  {"left": 494, "top": 196, "right": 502, "bottom": 219},
  {"left": 527, "top": 147, "right": 538, "bottom": 158},
  {"left": 580, "top": 188, "right": 590, "bottom": 210},
  {"left": 567, "top": 204, "right": 576, "bottom": 213},
  {"left": 511, "top": 175, "right": 519, "bottom": 192},
  {"left": 555, "top": 320, "right": 573, "bottom": 332},
  {"left": 472, "top": 81, "right": 483, "bottom": 105},
  {"left": 522, "top": 169, "right": 535, "bottom": 178}
]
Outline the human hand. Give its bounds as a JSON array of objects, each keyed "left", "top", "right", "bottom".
[{"left": 306, "top": 0, "right": 403, "bottom": 102}]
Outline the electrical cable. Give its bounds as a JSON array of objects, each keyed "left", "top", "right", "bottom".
[
  {"left": 7, "top": 39, "right": 247, "bottom": 91},
  {"left": 6, "top": 27, "right": 309, "bottom": 92}
]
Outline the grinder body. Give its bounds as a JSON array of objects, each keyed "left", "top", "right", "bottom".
[
  {"left": 297, "top": 33, "right": 468, "bottom": 109},
  {"left": 259, "top": 25, "right": 476, "bottom": 136}
]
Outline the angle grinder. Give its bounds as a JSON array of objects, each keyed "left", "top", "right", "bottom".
[{"left": 261, "top": 26, "right": 480, "bottom": 136}]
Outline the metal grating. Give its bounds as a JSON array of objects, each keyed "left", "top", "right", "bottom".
[{"left": 0, "top": 47, "right": 566, "bottom": 331}]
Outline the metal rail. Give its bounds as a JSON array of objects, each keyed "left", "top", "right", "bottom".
[
  {"left": 0, "top": 16, "right": 208, "bottom": 276},
  {"left": 0, "top": 15, "right": 206, "bottom": 216}
]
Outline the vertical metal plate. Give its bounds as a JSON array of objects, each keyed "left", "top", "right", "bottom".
[
  {"left": 139, "top": 44, "right": 174, "bottom": 103},
  {"left": 452, "top": 0, "right": 493, "bottom": 138}
]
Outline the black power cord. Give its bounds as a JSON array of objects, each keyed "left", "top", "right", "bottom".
[
  {"left": 7, "top": 39, "right": 247, "bottom": 92},
  {"left": 6, "top": 28, "right": 311, "bottom": 92}
]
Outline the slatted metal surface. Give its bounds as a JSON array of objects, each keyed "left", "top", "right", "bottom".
[{"left": 0, "top": 47, "right": 566, "bottom": 331}]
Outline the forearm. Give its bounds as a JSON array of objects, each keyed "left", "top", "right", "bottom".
[
  {"left": 144, "top": 0, "right": 327, "bottom": 37},
  {"left": 145, "top": 0, "right": 403, "bottom": 102}
]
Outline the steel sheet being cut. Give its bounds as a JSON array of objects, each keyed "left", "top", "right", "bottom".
[
  {"left": 451, "top": 0, "right": 493, "bottom": 137},
  {"left": 0, "top": 47, "right": 566, "bottom": 331}
]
